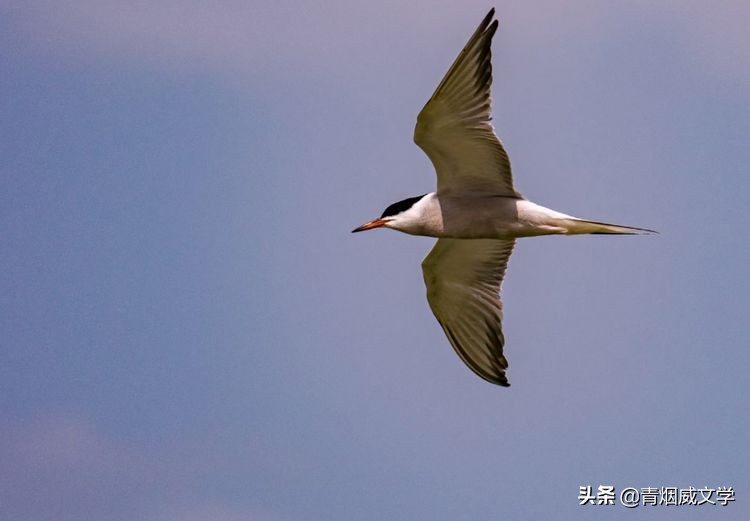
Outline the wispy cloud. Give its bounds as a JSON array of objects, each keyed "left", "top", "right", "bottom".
[
  {"left": 143, "top": 504, "right": 290, "bottom": 521},
  {"left": 8, "top": 0, "right": 412, "bottom": 79},
  {"left": 2, "top": 0, "right": 601, "bottom": 116},
  {"left": 7, "top": 1, "right": 749, "bottom": 87},
  {"left": 0, "top": 415, "right": 298, "bottom": 521},
  {"left": 0, "top": 414, "right": 143, "bottom": 520},
  {"left": 0, "top": 414, "right": 134, "bottom": 477}
]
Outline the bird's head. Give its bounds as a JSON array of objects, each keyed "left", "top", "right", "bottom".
[{"left": 352, "top": 194, "right": 428, "bottom": 233}]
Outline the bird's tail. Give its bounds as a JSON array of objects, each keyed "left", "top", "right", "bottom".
[{"left": 568, "top": 218, "right": 657, "bottom": 235}]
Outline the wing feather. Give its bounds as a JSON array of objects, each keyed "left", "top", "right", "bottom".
[
  {"left": 422, "top": 238, "right": 515, "bottom": 386},
  {"left": 414, "top": 8, "right": 518, "bottom": 197}
]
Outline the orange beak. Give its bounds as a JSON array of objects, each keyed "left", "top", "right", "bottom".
[{"left": 352, "top": 218, "right": 388, "bottom": 233}]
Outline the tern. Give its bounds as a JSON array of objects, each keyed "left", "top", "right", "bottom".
[{"left": 352, "top": 8, "right": 654, "bottom": 387}]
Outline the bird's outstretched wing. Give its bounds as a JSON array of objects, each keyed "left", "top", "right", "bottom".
[
  {"left": 414, "top": 8, "right": 517, "bottom": 197},
  {"left": 422, "top": 238, "right": 515, "bottom": 386}
]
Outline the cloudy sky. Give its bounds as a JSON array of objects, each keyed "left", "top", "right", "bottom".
[{"left": 2, "top": 1, "right": 749, "bottom": 520}]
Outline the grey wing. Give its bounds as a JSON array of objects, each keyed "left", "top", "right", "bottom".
[
  {"left": 422, "top": 238, "right": 516, "bottom": 387},
  {"left": 414, "top": 8, "right": 518, "bottom": 197}
]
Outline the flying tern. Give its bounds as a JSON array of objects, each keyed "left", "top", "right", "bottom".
[{"left": 352, "top": 8, "right": 654, "bottom": 387}]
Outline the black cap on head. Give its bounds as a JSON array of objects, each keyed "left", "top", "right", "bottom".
[{"left": 380, "top": 194, "right": 427, "bottom": 218}]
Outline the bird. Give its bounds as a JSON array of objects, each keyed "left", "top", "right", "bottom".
[{"left": 352, "top": 8, "right": 655, "bottom": 387}]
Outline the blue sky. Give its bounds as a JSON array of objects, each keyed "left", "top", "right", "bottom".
[{"left": 2, "top": 1, "right": 749, "bottom": 520}]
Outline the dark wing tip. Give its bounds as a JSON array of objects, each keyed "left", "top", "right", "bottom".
[
  {"left": 480, "top": 369, "right": 510, "bottom": 387},
  {"left": 488, "top": 18, "right": 499, "bottom": 36},
  {"left": 479, "top": 9, "right": 497, "bottom": 37},
  {"left": 422, "top": 7, "right": 502, "bottom": 104},
  {"left": 479, "top": 368, "right": 510, "bottom": 387},
  {"left": 440, "top": 321, "right": 511, "bottom": 388},
  {"left": 477, "top": 371, "right": 510, "bottom": 387}
]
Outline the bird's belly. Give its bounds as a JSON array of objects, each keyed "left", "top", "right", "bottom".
[{"left": 436, "top": 197, "right": 570, "bottom": 239}]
